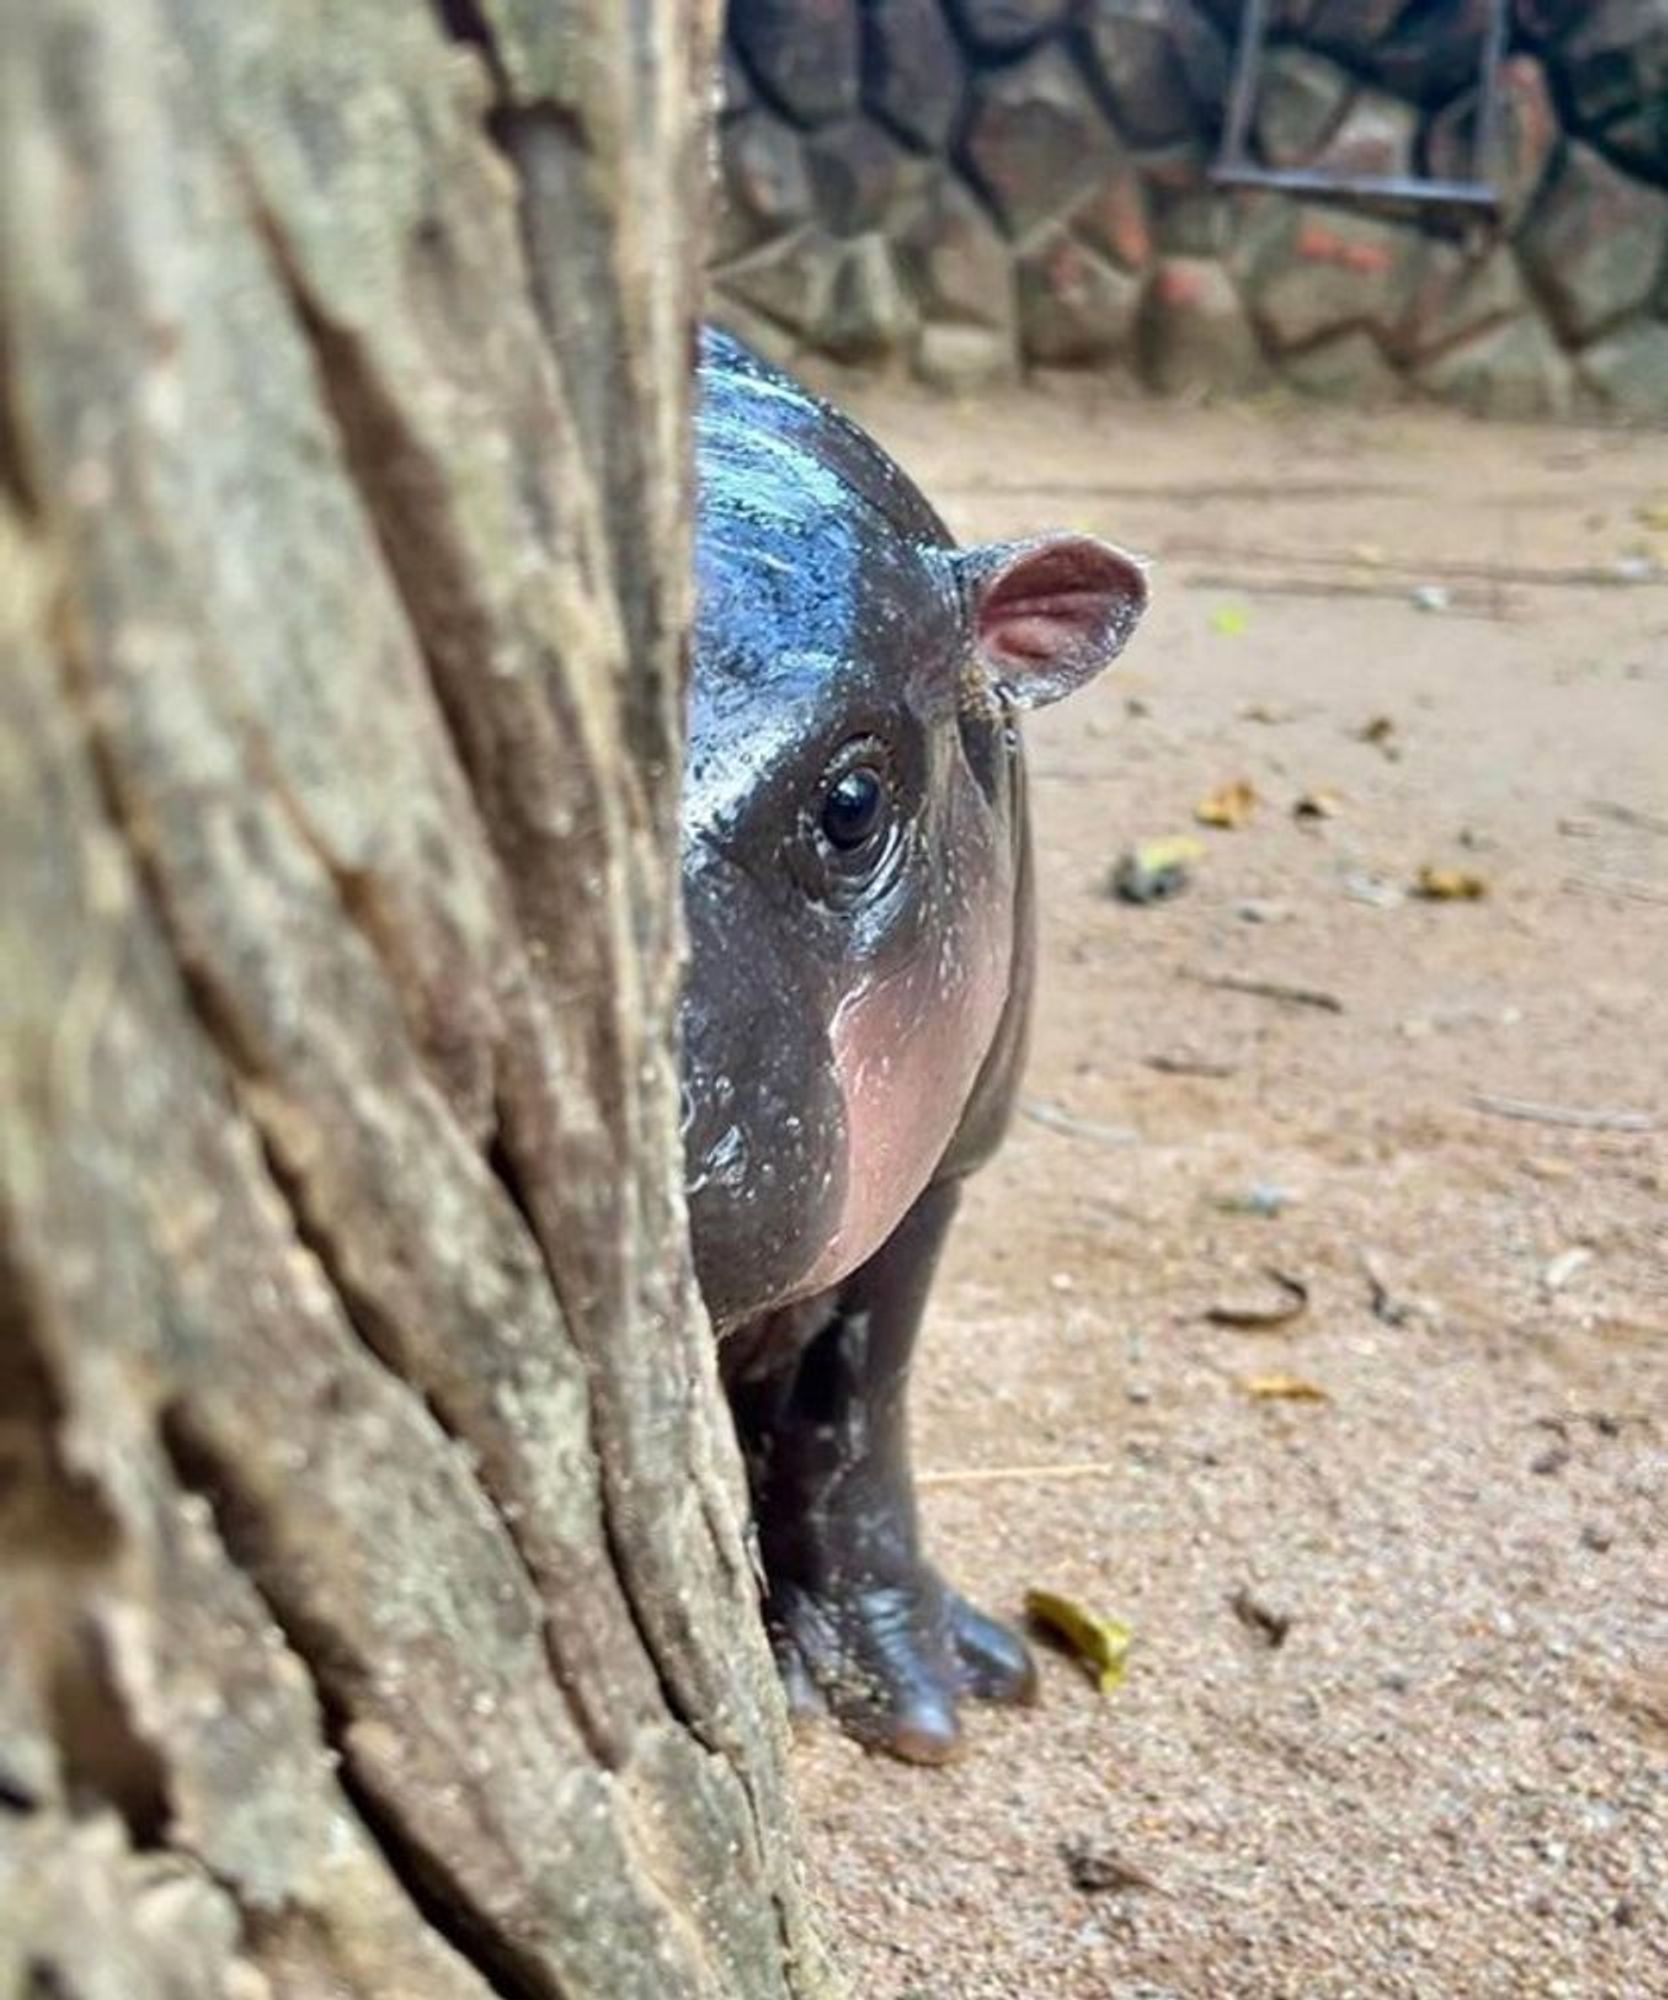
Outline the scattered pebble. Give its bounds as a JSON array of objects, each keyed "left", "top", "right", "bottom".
[
  {"left": 1342, "top": 870, "right": 1404, "bottom": 910},
  {"left": 1356, "top": 714, "right": 1402, "bottom": 760},
  {"left": 1542, "top": 1246, "right": 1593, "bottom": 1293},
  {"left": 1211, "top": 1184, "right": 1295, "bottom": 1218}
]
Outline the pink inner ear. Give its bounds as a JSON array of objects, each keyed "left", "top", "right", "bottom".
[{"left": 974, "top": 536, "right": 1147, "bottom": 710}]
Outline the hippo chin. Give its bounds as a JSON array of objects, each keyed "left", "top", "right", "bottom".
[{"left": 683, "top": 330, "right": 1147, "bottom": 1763}]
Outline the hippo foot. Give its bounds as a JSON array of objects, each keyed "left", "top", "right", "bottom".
[{"left": 769, "top": 1570, "right": 1037, "bottom": 1764}]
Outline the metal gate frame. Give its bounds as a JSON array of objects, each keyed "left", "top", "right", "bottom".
[{"left": 1210, "top": 0, "right": 1511, "bottom": 210}]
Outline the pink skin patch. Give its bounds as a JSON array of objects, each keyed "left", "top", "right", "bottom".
[{"left": 803, "top": 835, "right": 1014, "bottom": 1296}]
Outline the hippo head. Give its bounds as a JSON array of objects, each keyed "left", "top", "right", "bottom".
[{"left": 682, "top": 331, "right": 1146, "bottom": 1330}]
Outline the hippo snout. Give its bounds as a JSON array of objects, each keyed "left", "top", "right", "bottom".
[{"left": 680, "top": 852, "right": 848, "bottom": 1329}]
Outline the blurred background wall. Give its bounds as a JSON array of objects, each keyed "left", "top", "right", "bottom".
[{"left": 711, "top": 1, "right": 1668, "bottom": 417}]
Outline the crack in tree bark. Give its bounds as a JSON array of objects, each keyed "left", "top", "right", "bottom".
[
  {"left": 3, "top": 1124, "right": 495, "bottom": 1998},
  {"left": 156, "top": 1408, "right": 544, "bottom": 2000},
  {"left": 22, "top": 575, "right": 735, "bottom": 1994},
  {"left": 46, "top": 616, "right": 569, "bottom": 1996},
  {"left": 53, "top": 533, "right": 599, "bottom": 1745},
  {"left": 232, "top": 158, "right": 757, "bottom": 1778},
  {"left": 232, "top": 184, "right": 685, "bottom": 1770}
]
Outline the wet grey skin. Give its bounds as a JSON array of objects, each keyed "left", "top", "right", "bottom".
[{"left": 683, "top": 328, "right": 1147, "bottom": 1763}]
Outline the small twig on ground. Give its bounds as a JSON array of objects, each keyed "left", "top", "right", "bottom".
[
  {"left": 1229, "top": 1586, "right": 1293, "bottom": 1649},
  {"left": 1170, "top": 538, "right": 1668, "bottom": 590},
  {"left": 1206, "top": 1267, "right": 1310, "bottom": 1330},
  {"left": 1563, "top": 871, "right": 1668, "bottom": 907},
  {"left": 939, "top": 478, "right": 1415, "bottom": 505},
  {"left": 917, "top": 1460, "right": 1123, "bottom": 1489},
  {"left": 1184, "top": 571, "right": 1517, "bottom": 618},
  {"left": 1145, "top": 1050, "right": 1239, "bottom": 1078},
  {"left": 1020, "top": 1098, "right": 1140, "bottom": 1147},
  {"left": 1361, "top": 1250, "right": 1418, "bottom": 1328},
  {"left": 1588, "top": 799, "right": 1668, "bottom": 838},
  {"left": 1185, "top": 969, "right": 1344, "bottom": 1013},
  {"left": 1471, "top": 1092, "right": 1656, "bottom": 1134}
]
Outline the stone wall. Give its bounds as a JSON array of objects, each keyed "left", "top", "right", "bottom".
[{"left": 711, "top": 1, "right": 1668, "bottom": 417}]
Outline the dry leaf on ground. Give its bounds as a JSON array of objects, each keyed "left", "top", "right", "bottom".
[
  {"left": 1025, "top": 1589, "right": 1134, "bottom": 1695},
  {"left": 1196, "top": 779, "right": 1259, "bottom": 829},
  {"left": 1242, "top": 1372, "right": 1330, "bottom": 1403},
  {"left": 1416, "top": 865, "right": 1489, "bottom": 901},
  {"left": 1111, "top": 835, "right": 1203, "bottom": 904}
]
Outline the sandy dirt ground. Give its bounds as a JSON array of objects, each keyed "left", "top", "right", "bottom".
[{"left": 783, "top": 380, "right": 1668, "bottom": 1999}]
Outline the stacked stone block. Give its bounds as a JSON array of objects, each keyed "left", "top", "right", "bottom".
[{"left": 713, "top": 0, "right": 1668, "bottom": 416}]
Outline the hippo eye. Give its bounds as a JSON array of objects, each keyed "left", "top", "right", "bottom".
[
  {"left": 821, "top": 766, "right": 886, "bottom": 851},
  {"left": 801, "top": 740, "right": 901, "bottom": 903}
]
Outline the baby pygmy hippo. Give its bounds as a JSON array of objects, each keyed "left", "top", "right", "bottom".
[{"left": 683, "top": 331, "right": 1146, "bottom": 1762}]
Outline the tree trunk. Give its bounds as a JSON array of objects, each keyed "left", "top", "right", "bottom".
[{"left": 0, "top": 3, "right": 837, "bottom": 1994}]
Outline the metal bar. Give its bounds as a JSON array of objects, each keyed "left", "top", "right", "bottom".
[
  {"left": 1209, "top": 0, "right": 1503, "bottom": 211},
  {"left": 1218, "top": 0, "right": 1270, "bottom": 168},
  {"left": 1472, "top": 0, "right": 1513, "bottom": 186},
  {"left": 1209, "top": 162, "right": 1500, "bottom": 208}
]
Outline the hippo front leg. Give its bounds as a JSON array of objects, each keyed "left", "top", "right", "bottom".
[{"left": 728, "top": 1179, "right": 1036, "bottom": 1764}]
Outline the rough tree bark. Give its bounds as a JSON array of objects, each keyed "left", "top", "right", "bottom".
[{"left": 0, "top": 2, "right": 838, "bottom": 1994}]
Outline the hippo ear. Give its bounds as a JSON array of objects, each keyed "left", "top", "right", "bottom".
[{"left": 956, "top": 535, "right": 1149, "bottom": 712}]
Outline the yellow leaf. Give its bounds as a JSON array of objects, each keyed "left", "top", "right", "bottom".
[
  {"left": 1024, "top": 1589, "right": 1134, "bottom": 1695},
  {"left": 1110, "top": 835, "right": 1204, "bottom": 905},
  {"left": 1415, "top": 865, "right": 1489, "bottom": 901},
  {"left": 1242, "top": 1373, "right": 1330, "bottom": 1403},
  {"left": 1132, "top": 835, "right": 1204, "bottom": 873},
  {"left": 1195, "top": 779, "right": 1259, "bottom": 829}
]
